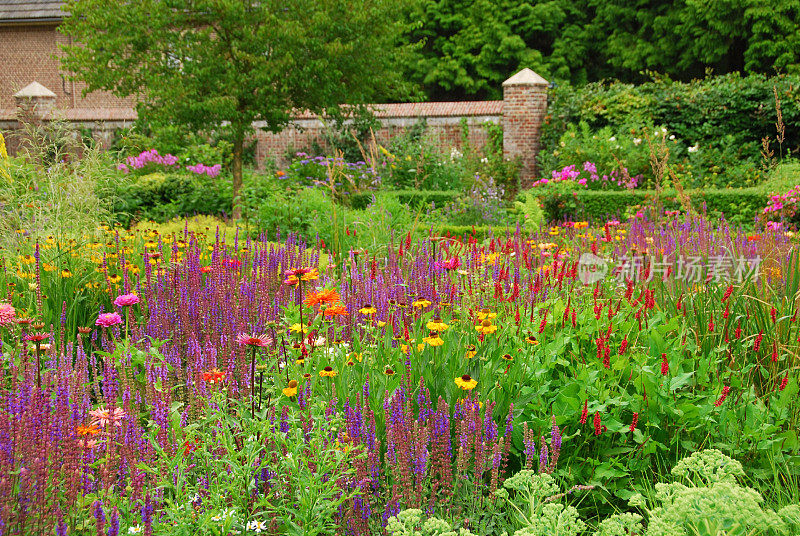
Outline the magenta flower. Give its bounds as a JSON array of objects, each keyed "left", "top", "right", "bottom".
[
  {"left": 96, "top": 312, "right": 123, "bottom": 328},
  {"left": 113, "top": 293, "right": 140, "bottom": 308},
  {"left": 0, "top": 303, "right": 16, "bottom": 326}
]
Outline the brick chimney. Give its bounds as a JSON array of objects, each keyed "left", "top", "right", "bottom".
[
  {"left": 14, "top": 82, "right": 57, "bottom": 121},
  {"left": 502, "top": 69, "right": 548, "bottom": 188}
]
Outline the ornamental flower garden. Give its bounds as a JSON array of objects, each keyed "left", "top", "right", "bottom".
[{"left": 1, "top": 210, "right": 800, "bottom": 536}]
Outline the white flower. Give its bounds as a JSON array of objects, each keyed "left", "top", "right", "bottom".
[
  {"left": 128, "top": 527, "right": 143, "bottom": 535},
  {"left": 247, "top": 520, "right": 268, "bottom": 533},
  {"left": 188, "top": 493, "right": 199, "bottom": 504},
  {"left": 633, "top": 138, "right": 642, "bottom": 145},
  {"left": 608, "top": 136, "right": 616, "bottom": 141},
  {"left": 688, "top": 144, "right": 699, "bottom": 153},
  {"left": 661, "top": 127, "right": 667, "bottom": 133},
  {"left": 669, "top": 134, "right": 676, "bottom": 140}
]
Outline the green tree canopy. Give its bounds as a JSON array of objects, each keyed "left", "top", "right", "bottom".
[
  {"left": 60, "top": 0, "right": 416, "bottom": 218},
  {"left": 402, "top": 0, "right": 800, "bottom": 100}
]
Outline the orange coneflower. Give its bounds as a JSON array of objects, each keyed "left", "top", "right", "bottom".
[{"left": 304, "top": 289, "right": 341, "bottom": 308}]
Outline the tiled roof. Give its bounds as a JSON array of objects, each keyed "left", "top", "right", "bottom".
[
  {"left": 1, "top": 102, "right": 502, "bottom": 122},
  {"left": 0, "top": 1, "right": 65, "bottom": 22},
  {"left": 292, "top": 101, "right": 503, "bottom": 119}
]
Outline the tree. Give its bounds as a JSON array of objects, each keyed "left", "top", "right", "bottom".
[{"left": 60, "top": 0, "right": 416, "bottom": 218}]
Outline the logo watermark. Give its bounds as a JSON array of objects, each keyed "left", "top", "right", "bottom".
[{"left": 577, "top": 254, "right": 762, "bottom": 284}]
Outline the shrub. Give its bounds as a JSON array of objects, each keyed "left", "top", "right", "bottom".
[{"left": 541, "top": 73, "right": 798, "bottom": 189}]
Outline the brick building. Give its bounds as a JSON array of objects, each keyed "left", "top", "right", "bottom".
[{"left": 1, "top": 1, "right": 548, "bottom": 182}]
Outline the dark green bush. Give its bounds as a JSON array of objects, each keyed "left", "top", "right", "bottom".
[
  {"left": 537, "top": 187, "right": 766, "bottom": 225},
  {"left": 433, "top": 224, "right": 520, "bottom": 241},
  {"left": 108, "top": 171, "right": 233, "bottom": 227}
]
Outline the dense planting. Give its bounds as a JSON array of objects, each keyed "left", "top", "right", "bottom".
[{"left": 1, "top": 208, "right": 799, "bottom": 534}]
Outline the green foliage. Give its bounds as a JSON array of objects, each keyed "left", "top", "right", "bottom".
[
  {"left": 0, "top": 127, "right": 113, "bottom": 250},
  {"left": 387, "top": 510, "right": 478, "bottom": 536},
  {"left": 401, "top": 0, "right": 800, "bottom": 99},
  {"left": 60, "top": 0, "right": 417, "bottom": 217},
  {"left": 108, "top": 171, "right": 233, "bottom": 227},
  {"left": 536, "top": 187, "right": 768, "bottom": 225},
  {"left": 500, "top": 472, "right": 587, "bottom": 536},
  {"left": 541, "top": 74, "right": 799, "bottom": 189},
  {"left": 513, "top": 191, "right": 545, "bottom": 230},
  {"left": 382, "top": 121, "right": 466, "bottom": 191},
  {"left": 631, "top": 450, "right": 800, "bottom": 536}
]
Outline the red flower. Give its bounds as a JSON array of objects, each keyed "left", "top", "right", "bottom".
[
  {"left": 24, "top": 332, "right": 51, "bottom": 343},
  {"left": 754, "top": 331, "right": 763, "bottom": 352},
  {"left": 771, "top": 307, "right": 777, "bottom": 324},
  {"left": 629, "top": 412, "right": 639, "bottom": 433},
  {"left": 183, "top": 437, "right": 201, "bottom": 456},
  {"left": 200, "top": 266, "right": 212, "bottom": 274},
  {"left": 722, "top": 285, "right": 733, "bottom": 302},
  {"left": 660, "top": 353, "right": 669, "bottom": 376},
  {"left": 707, "top": 318, "right": 714, "bottom": 333},
  {"left": 714, "top": 386, "right": 730, "bottom": 407},
  {"left": 619, "top": 337, "right": 628, "bottom": 355},
  {"left": 580, "top": 400, "right": 588, "bottom": 425},
  {"left": 778, "top": 374, "right": 789, "bottom": 391},
  {"left": 593, "top": 412, "right": 602, "bottom": 436},
  {"left": 202, "top": 368, "right": 226, "bottom": 384}
]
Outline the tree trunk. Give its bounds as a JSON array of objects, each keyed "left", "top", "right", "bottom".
[{"left": 232, "top": 131, "right": 244, "bottom": 220}]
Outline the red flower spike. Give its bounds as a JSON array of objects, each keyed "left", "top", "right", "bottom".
[
  {"left": 714, "top": 386, "right": 730, "bottom": 407},
  {"left": 629, "top": 412, "right": 639, "bottom": 433},
  {"left": 754, "top": 331, "right": 763, "bottom": 352},
  {"left": 580, "top": 400, "right": 588, "bottom": 425},
  {"left": 593, "top": 412, "right": 602, "bottom": 436},
  {"left": 660, "top": 353, "right": 669, "bottom": 376}
]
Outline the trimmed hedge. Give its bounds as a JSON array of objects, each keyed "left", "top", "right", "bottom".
[
  {"left": 349, "top": 190, "right": 460, "bottom": 210},
  {"left": 432, "top": 224, "right": 521, "bottom": 241},
  {"left": 539, "top": 188, "right": 766, "bottom": 224}
]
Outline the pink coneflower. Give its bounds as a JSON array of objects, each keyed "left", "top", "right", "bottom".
[
  {"left": 89, "top": 406, "right": 125, "bottom": 427},
  {"left": 113, "top": 293, "right": 140, "bottom": 308},
  {"left": 0, "top": 303, "right": 16, "bottom": 326},
  {"left": 713, "top": 386, "right": 730, "bottom": 407},
  {"left": 96, "top": 312, "right": 123, "bottom": 328},
  {"left": 24, "top": 332, "right": 51, "bottom": 343},
  {"left": 236, "top": 333, "right": 272, "bottom": 347}
]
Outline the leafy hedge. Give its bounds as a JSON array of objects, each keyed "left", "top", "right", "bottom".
[
  {"left": 539, "top": 73, "right": 800, "bottom": 189},
  {"left": 539, "top": 188, "right": 767, "bottom": 224},
  {"left": 349, "top": 190, "right": 460, "bottom": 210}
]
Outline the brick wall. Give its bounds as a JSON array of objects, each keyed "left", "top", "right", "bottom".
[
  {"left": 0, "top": 23, "right": 135, "bottom": 113},
  {"left": 254, "top": 103, "right": 502, "bottom": 167},
  {"left": 1, "top": 26, "right": 548, "bottom": 185}
]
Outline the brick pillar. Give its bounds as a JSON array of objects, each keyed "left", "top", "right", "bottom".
[
  {"left": 14, "top": 81, "right": 57, "bottom": 122},
  {"left": 502, "top": 68, "right": 548, "bottom": 188}
]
